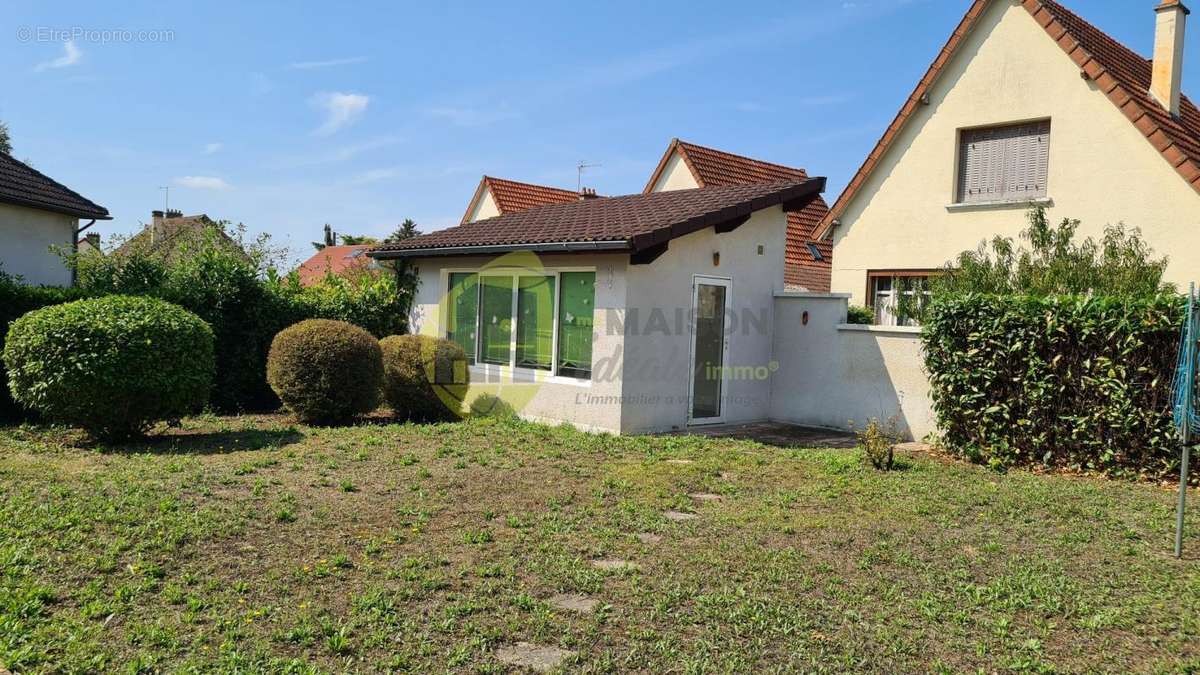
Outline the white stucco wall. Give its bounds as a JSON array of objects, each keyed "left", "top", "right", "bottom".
[
  {"left": 464, "top": 186, "right": 501, "bottom": 223},
  {"left": 407, "top": 252, "right": 628, "bottom": 433},
  {"left": 769, "top": 294, "right": 934, "bottom": 441},
  {"left": 649, "top": 152, "right": 700, "bottom": 193},
  {"left": 0, "top": 202, "right": 76, "bottom": 286},
  {"left": 621, "top": 205, "right": 788, "bottom": 433},
  {"left": 830, "top": 0, "right": 1200, "bottom": 304}
]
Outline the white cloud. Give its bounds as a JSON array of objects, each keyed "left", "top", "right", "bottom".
[
  {"left": 203, "top": 142, "right": 223, "bottom": 155},
  {"left": 312, "top": 92, "right": 369, "bottom": 136},
  {"left": 288, "top": 56, "right": 368, "bottom": 70},
  {"left": 175, "top": 175, "right": 232, "bottom": 190},
  {"left": 35, "top": 40, "right": 82, "bottom": 72}
]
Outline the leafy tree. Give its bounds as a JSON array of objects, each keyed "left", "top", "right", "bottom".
[
  {"left": 0, "top": 120, "right": 10, "bottom": 155},
  {"left": 339, "top": 234, "right": 379, "bottom": 245},
  {"left": 386, "top": 218, "right": 421, "bottom": 243},
  {"left": 312, "top": 223, "right": 335, "bottom": 251}
]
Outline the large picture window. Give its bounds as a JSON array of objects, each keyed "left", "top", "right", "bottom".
[{"left": 444, "top": 269, "right": 595, "bottom": 379}]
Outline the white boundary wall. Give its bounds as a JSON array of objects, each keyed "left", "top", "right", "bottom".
[{"left": 768, "top": 292, "right": 936, "bottom": 440}]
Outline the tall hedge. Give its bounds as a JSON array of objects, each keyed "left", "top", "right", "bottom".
[{"left": 922, "top": 294, "right": 1186, "bottom": 478}]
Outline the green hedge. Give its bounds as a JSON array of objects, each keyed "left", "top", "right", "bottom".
[
  {"left": 4, "top": 296, "right": 214, "bottom": 439},
  {"left": 0, "top": 278, "right": 87, "bottom": 420},
  {"left": 922, "top": 294, "right": 1186, "bottom": 478}
]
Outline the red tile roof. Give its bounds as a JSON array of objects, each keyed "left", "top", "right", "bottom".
[
  {"left": 373, "top": 179, "right": 825, "bottom": 259},
  {"left": 817, "top": 0, "right": 1200, "bottom": 240},
  {"left": 646, "top": 139, "right": 831, "bottom": 290},
  {"left": 461, "top": 175, "right": 580, "bottom": 224},
  {"left": 295, "top": 244, "right": 376, "bottom": 287}
]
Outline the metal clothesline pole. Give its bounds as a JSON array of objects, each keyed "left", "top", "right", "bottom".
[{"left": 1176, "top": 282, "right": 1194, "bottom": 559}]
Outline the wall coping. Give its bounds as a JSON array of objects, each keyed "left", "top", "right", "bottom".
[
  {"left": 774, "top": 291, "right": 852, "bottom": 299},
  {"left": 837, "top": 323, "right": 922, "bottom": 335}
]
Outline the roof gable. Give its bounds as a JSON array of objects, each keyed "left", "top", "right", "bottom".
[
  {"left": 0, "top": 152, "right": 109, "bottom": 220},
  {"left": 643, "top": 139, "right": 808, "bottom": 193},
  {"left": 460, "top": 175, "right": 579, "bottom": 224},
  {"left": 816, "top": 0, "right": 1200, "bottom": 240}
]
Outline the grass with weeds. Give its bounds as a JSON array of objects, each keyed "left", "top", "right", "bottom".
[{"left": 0, "top": 414, "right": 1197, "bottom": 672}]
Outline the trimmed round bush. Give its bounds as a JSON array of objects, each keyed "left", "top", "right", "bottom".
[
  {"left": 267, "top": 319, "right": 383, "bottom": 424},
  {"left": 3, "top": 295, "right": 214, "bottom": 440},
  {"left": 380, "top": 335, "right": 469, "bottom": 422}
]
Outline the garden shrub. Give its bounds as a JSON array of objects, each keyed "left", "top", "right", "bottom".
[
  {"left": 3, "top": 295, "right": 214, "bottom": 440},
  {"left": 922, "top": 294, "right": 1184, "bottom": 478},
  {"left": 0, "top": 274, "right": 87, "bottom": 420},
  {"left": 845, "top": 305, "right": 874, "bottom": 325},
  {"left": 854, "top": 417, "right": 898, "bottom": 470},
  {"left": 380, "top": 335, "right": 469, "bottom": 422},
  {"left": 267, "top": 319, "right": 383, "bottom": 424},
  {"left": 71, "top": 231, "right": 408, "bottom": 412}
]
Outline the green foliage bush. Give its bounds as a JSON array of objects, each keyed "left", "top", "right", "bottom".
[
  {"left": 0, "top": 273, "right": 87, "bottom": 420},
  {"left": 380, "top": 335, "right": 469, "bottom": 422},
  {"left": 70, "top": 230, "right": 408, "bottom": 412},
  {"left": 3, "top": 295, "right": 214, "bottom": 439},
  {"left": 922, "top": 294, "right": 1185, "bottom": 478},
  {"left": 267, "top": 319, "right": 383, "bottom": 424},
  {"left": 845, "top": 305, "right": 874, "bottom": 325}
]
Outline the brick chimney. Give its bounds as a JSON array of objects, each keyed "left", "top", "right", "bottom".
[
  {"left": 84, "top": 232, "right": 100, "bottom": 249},
  {"left": 151, "top": 209, "right": 165, "bottom": 226},
  {"left": 578, "top": 187, "right": 600, "bottom": 200},
  {"left": 1152, "top": 0, "right": 1189, "bottom": 116}
]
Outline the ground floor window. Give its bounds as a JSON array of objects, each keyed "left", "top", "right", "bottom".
[
  {"left": 868, "top": 271, "right": 933, "bottom": 326},
  {"left": 445, "top": 269, "right": 596, "bottom": 379}
]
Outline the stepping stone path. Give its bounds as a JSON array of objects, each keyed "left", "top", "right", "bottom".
[
  {"left": 637, "top": 532, "right": 663, "bottom": 544},
  {"left": 663, "top": 510, "right": 699, "bottom": 522},
  {"left": 496, "top": 642, "right": 576, "bottom": 673},
  {"left": 591, "top": 558, "right": 639, "bottom": 571},
  {"left": 689, "top": 492, "right": 723, "bottom": 502},
  {"left": 548, "top": 593, "right": 599, "bottom": 614}
]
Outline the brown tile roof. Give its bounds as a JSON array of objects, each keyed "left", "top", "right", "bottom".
[
  {"left": 0, "top": 152, "right": 109, "bottom": 219},
  {"left": 372, "top": 179, "right": 825, "bottom": 258},
  {"left": 461, "top": 175, "right": 580, "bottom": 223},
  {"left": 646, "top": 139, "right": 831, "bottom": 290},
  {"left": 295, "top": 244, "right": 377, "bottom": 287},
  {"left": 816, "top": 0, "right": 1200, "bottom": 240},
  {"left": 115, "top": 214, "right": 250, "bottom": 264}
]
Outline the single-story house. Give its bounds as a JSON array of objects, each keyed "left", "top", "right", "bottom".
[
  {"left": 0, "top": 152, "right": 110, "bottom": 285},
  {"left": 817, "top": 0, "right": 1200, "bottom": 323},
  {"left": 644, "top": 138, "right": 833, "bottom": 291},
  {"left": 294, "top": 244, "right": 379, "bottom": 286},
  {"left": 369, "top": 178, "right": 825, "bottom": 434}
]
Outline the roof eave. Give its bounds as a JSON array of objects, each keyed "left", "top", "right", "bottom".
[
  {"left": 0, "top": 194, "right": 111, "bottom": 220},
  {"left": 368, "top": 239, "right": 632, "bottom": 260}
]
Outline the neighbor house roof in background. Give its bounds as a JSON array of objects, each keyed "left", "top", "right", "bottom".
[
  {"left": 646, "top": 138, "right": 832, "bottom": 290},
  {"left": 373, "top": 179, "right": 825, "bottom": 258},
  {"left": 115, "top": 214, "right": 250, "bottom": 264},
  {"left": 0, "top": 152, "right": 110, "bottom": 220},
  {"left": 816, "top": 0, "right": 1200, "bottom": 240},
  {"left": 460, "top": 175, "right": 581, "bottom": 223},
  {"left": 295, "top": 244, "right": 376, "bottom": 286}
]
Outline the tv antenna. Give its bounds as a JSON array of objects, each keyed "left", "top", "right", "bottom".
[
  {"left": 158, "top": 186, "right": 170, "bottom": 213},
  {"left": 577, "top": 161, "right": 601, "bottom": 192}
]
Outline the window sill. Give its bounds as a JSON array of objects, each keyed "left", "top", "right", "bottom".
[
  {"left": 468, "top": 363, "right": 592, "bottom": 388},
  {"left": 945, "top": 197, "right": 1052, "bottom": 212}
]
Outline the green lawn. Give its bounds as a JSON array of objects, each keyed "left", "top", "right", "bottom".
[{"left": 0, "top": 415, "right": 1197, "bottom": 673}]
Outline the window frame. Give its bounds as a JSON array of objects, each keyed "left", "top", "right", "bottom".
[
  {"left": 953, "top": 118, "right": 1051, "bottom": 206},
  {"left": 865, "top": 270, "right": 939, "bottom": 327},
  {"left": 438, "top": 266, "right": 597, "bottom": 383}
]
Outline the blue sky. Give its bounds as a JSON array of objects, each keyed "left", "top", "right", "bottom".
[{"left": 4, "top": 0, "right": 1198, "bottom": 266}]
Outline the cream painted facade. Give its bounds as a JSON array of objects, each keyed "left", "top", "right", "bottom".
[
  {"left": 828, "top": 0, "right": 1200, "bottom": 305},
  {"left": 463, "top": 185, "right": 501, "bottom": 223},
  {"left": 0, "top": 202, "right": 77, "bottom": 286},
  {"left": 648, "top": 152, "right": 700, "bottom": 193}
]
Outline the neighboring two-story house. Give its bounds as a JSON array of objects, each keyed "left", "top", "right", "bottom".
[{"left": 816, "top": 0, "right": 1200, "bottom": 323}]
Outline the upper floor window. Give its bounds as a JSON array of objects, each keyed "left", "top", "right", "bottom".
[{"left": 956, "top": 120, "right": 1050, "bottom": 204}]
